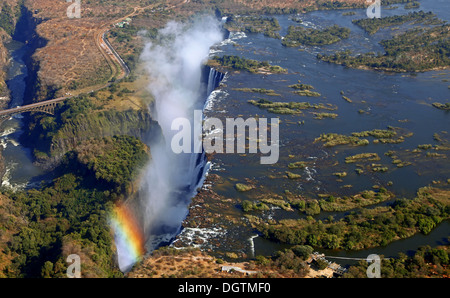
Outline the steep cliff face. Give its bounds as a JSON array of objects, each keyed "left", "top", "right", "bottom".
[
  {"left": 0, "top": 1, "right": 23, "bottom": 185},
  {"left": 29, "top": 108, "right": 161, "bottom": 170},
  {"left": 0, "top": 30, "right": 10, "bottom": 109},
  {"left": 6, "top": 4, "right": 159, "bottom": 171},
  {"left": 13, "top": 4, "right": 48, "bottom": 104}
]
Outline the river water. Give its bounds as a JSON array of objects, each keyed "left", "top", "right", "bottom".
[
  {"left": 200, "top": 0, "right": 450, "bottom": 264},
  {"left": 1, "top": 40, "right": 44, "bottom": 190}
]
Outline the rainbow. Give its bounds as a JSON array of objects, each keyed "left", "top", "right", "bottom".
[{"left": 110, "top": 204, "right": 146, "bottom": 270}]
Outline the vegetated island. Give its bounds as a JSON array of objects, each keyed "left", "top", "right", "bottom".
[
  {"left": 248, "top": 98, "right": 337, "bottom": 115},
  {"left": 352, "top": 11, "right": 443, "bottom": 35},
  {"left": 404, "top": 1, "right": 420, "bottom": 9},
  {"left": 432, "top": 102, "right": 450, "bottom": 111},
  {"left": 232, "top": 88, "right": 281, "bottom": 96},
  {"left": 248, "top": 186, "right": 450, "bottom": 250},
  {"left": 314, "top": 127, "right": 413, "bottom": 147},
  {"left": 224, "top": 15, "right": 281, "bottom": 39},
  {"left": 208, "top": 55, "right": 288, "bottom": 75},
  {"left": 282, "top": 24, "right": 350, "bottom": 47},
  {"left": 289, "top": 82, "right": 322, "bottom": 97},
  {"left": 317, "top": 24, "right": 450, "bottom": 72}
]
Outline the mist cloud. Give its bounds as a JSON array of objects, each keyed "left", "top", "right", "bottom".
[{"left": 114, "top": 15, "right": 223, "bottom": 272}]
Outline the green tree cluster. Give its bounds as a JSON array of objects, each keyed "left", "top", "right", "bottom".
[
  {"left": 352, "top": 11, "right": 442, "bottom": 35},
  {"left": 211, "top": 55, "right": 287, "bottom": 74},
  {"left": 344, "top": 245, "right": 450, "bottom": 278},
  {"left": 256, "top": 187, "right": 449, "bottom": 250},
  {"left": 318, "top": 23, "right": 450, "bottom": 72},
  {"left": 2, "top": 133, "right": 148, "bottom": 277},
  {"left": 282, "top": 24, "right": 350, "bottom": 47}
]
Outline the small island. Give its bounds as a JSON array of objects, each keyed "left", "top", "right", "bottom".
[
  {"left": 432, "top": 102, "right": 450, "bottom": 110},
  {"left": 317, "top": 24, "right": 450, "bottom": 72},
  {"left": 208, "top": 55, "right": 287, "bottom": 75},
  {"left": 352, "top": 11, "right": 442, "bottom": 35},
  {"left": 225, "top": 15, "right": 281, "bottom": 39},
  {"left": 282, "top": 24, "right": 350, "bottom": 47}
]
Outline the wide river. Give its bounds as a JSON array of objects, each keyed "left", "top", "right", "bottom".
[{"left": 199, "top": 0, "right": 450, "bottom": 264}]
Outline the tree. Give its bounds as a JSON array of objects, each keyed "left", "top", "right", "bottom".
[
  {"left": 41, "top": 261, "right": 54, "bottom": 278},
  {"left": 291, "top": 245, "right": 314, "bottom": 260},
  {"left": 306, "top": 234, "right": 318, "bottom": 246},
  {"left": 314, "top": 258, "right": 328, "bottom": 270},
  {"left": 418, "top": 217, "right": 436, "bottom": 235}
]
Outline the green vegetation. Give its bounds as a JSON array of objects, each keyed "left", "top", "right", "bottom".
[
  {"left": 210, "top": 55, "right": 287, "bottom": 74},
  {"left": 314, "top": 133, "right": 369, "bottom": 147},
  {"left": 251, "top": 187, "right": 450, "bottom": 250},
  {"left": 333, "top": 171, "right": 347, "bottom": 178},
  {"left": 342, "top": 96, "right": 352, "bottom": 103},
  {"left": 242, "top": 200, "right": 269, "bottom": 212},
  {"left": 288, "top": 161, "right": 306, "bottom": 169},
  {"left": 372, "top": 165, "right": 389, "bottom": 172},
  {"left": 426, "top": 152, "right": 446, "bottom": 158},
  {"left": 0, "top": 2, "right": 20, "bottom": 36},
  {"left": 0, "top": 133, "right": 148, "bottom": 277},
  {"left": 319, "top": 189, "right": 394, "bottom": 212},
  {"left": 73, "top": 136, "right": 149, "bottom": 194},
  {"left": 225, "top": 16, "right": 281, "bottom": 39},
  {"left": 248, "top": 99, "right": 336, "bottom": 115},
  {"left": 2, "top": 175, "right": 119, "bottom": 277},
  {"left": 345, "top": 153, "right": 381, "bottom": 163},
  {"left": 382, "top": 0, "right": 419, "bottom": 5},
  {"left": 293, "top": 90, "right": 321, "bottom": 97},
  {"left": 22, "top": 95, "right": 154, "bottom": 166},
  {"left": 404, "top": 1, "right": 420, "bottom": 9},
  {"left": 315, "top": 128, "right": 412, "bottom": 147},
  {"left": 352, "top": 11, "right": 441, "bottom": 35},
  {"left": 392, "top": 159, "right": 412, "bottom": 168},
  {"left": 342, "top": 11, "right": 356, "bottom": 16},
  {"left": 286, "top": 171, "right": 302, "bottom": 179},
  {"left": 318, "top": 24, "right": 450, "bottom": 72},
  {"left": 254, "top": 245, "right": 313, "bottom": 277},
  {"left": 344, "top": 245, "right": 450, "bottom": 278},
  {"left": 232, "top": 88, "right": 280, "bottom": 96},
  {"left": 312, "top": 112, "right": 338, "bottom": 119},
  {"left": 311, "top": 1, "right": 363, "bottom": 12},
  {"left": 260, "top": 198, "right": 293, "bottom": 211},
  {"left": 418, "top": 144, "right": 433, "bottom": 150},
  {"left": 235, "top": 183, "right": 254, "bottom": 192},
  {"left": 282, "top": 24, "right": 350, "bottom": 47},
  {"left": 352, "top": 129, "right": 397, "bottom": 139},
  {"left": 289, "top": 83, "right": 314, "bottom": 91},
  {"left": 432, "top": 102, "right": 450, "bottom": 110}
]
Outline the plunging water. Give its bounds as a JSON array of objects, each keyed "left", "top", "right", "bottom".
[{"left": 113, "top": 16, "right": 225, "bottom": 272}]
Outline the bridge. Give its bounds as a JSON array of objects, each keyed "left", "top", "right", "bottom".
[
  {"left": 0, "top": 1, "right": 189, "bottom": 124},
  {"left": 0, "top": 96, "right": 68, "bottom": 123},
  {"left": 0, "top": 11, "right": 130, "bottom": 124}
]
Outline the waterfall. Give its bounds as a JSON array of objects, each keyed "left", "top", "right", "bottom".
[
  {"left": 206, "top": 67, "right": 225, "bottom": 96},
  {"left": 113, "top": 16, "right": 225, "bottom": 273}
]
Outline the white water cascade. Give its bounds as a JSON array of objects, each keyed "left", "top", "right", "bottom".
[{"left": 114, "top": 16, "right": 225, "bottom": 272}]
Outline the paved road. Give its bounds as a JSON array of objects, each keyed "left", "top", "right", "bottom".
[{"left": 0, "top": 1, "right": 189, "bottom": 117}]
